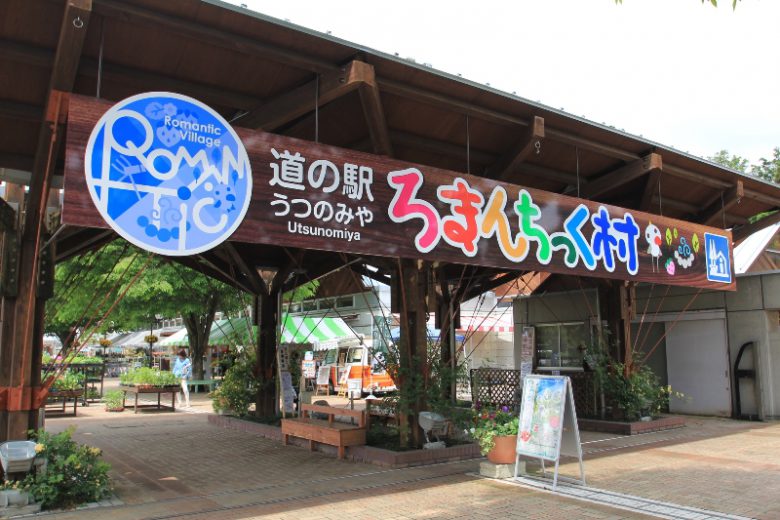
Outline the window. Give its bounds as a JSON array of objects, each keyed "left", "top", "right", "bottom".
[
  {"left": 288, "top": 302, "right": 301, "bottom": 313},
  {"left": 535, "top": 322, "right": 589, "bottom": 370},
  {"left": 302, "top": 300, "right": 317, "bottom": 312},
  {"left": 336, "top": 295, "right": 354, "bottom": 308},
  {"left": 318, "top": 297, "right": 336, "bottom": 311},
  {"left": 347, "top": 347, "right": 363, "bottom": 363},
  {"left": 324, "top": 349, "right": 338, "bottom": 365}
]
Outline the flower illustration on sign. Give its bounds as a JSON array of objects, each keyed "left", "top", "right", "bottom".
[{"left": 84, "top": 92, "right": 252, "bottom": 256}]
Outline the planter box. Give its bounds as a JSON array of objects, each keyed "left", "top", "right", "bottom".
[
  {"left": 121, "top": 384, "right": 179, "bottom": 393},
  {"left": 208, "top": 414, "right": 480, "bottom": 467},
  {"left": 578, "top": 415, "right": 685, "bottom": 435}
]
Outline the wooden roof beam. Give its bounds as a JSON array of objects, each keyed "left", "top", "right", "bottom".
[
  {"left": 699, "top": 181, "right": 744, "bottom": 227},
  {"left": 0, "top": 39, "right": 262, "bottom": 111},
  {"left": 220, "top": 242, "right": 264, "bottom": 295},
  {"left": 639, "top": 170, "right": 661, "bottom": 211},
  {"left": 580, "top": 153, "right": 662, "bottom": 200},
  {"left": 93, "top": 0, "right": 334, "bottom": 73},
  {"left": 25, "top": 0, "right": 92, "bottom": 235},
  {"left": 489, "top": 116, "right": 545, "bottom": 181},
  {"left": 391, "top": 130, "right": 495, "bottom": 165},
  {"left": 357, "top": 65, "right": 393, "bottom": 156},
  {"left": 236, "top": 60, "right": 368, "bottom": 131}
]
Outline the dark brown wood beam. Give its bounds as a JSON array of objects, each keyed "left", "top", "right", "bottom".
[
  {"left": 93, "top": 0, "right": 334, "bottom": 73},
  {"left": 236, "top": 60, "right": 367, "bottom": 130},
  {"left": 0, "top": 39, "right": 261, "bottom": 111},
  {"left": 639, "top": 169, "right": 661, "bottom": 211},
  {"left": 580, "top": 153, "right": 662, "bottom": 199},
  {"left": 2, "top": 0, "right": 92, "bottom": 440},
  {"left": 699, "top": 181, "right": 744, "bottom": 227},
  {"left": 54, "top": 228, "right": 114, "bottom": 262},
  {"left": 391, "top": 130, "right": 495, "bottom": 165},
  {"left": 377, "top": 77, "right": 528, "bottom": 127},
  {"left": 221, "top": 242, "right": 264, "bottom": 295},
  {"left": 0, "top": 99, "right": 43, "bottom": 123},
  {"left": 732, "top": 210, "right": 780, "bottom": 243},
  {"left": 357, "top": 63, "right": 393, "bottom": 156},
  {"left": 489, "top": 116, "right": 545, "bottom": 181}
]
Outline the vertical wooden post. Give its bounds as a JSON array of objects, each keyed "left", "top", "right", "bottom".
[
  {"left": 620, "top": 281, "right": 636, "bottom": 376},
  {"left": 254, "top": 290, "right": 278, "bottom": 417}
]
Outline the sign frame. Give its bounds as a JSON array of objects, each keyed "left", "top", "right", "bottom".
[{"left": 513, "top": 375, "right": 585, "bottom": 490}]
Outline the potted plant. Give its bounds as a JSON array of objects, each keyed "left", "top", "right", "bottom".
[
  {"left": 103, "top": 389, "right": 125, "bottom": 412},
  {"left": 0, "top": 479, "right": 30, "bottom": 506},
  {"left": 49, "top": 370, "right": 85, "bottom": 397},
  {"left": 469, "top": 405, "right": 519, "bottom": 464}
]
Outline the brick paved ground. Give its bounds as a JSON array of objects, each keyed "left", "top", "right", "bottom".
[{"left": 38, "top": 385, "right": 780, "bottom": 520}]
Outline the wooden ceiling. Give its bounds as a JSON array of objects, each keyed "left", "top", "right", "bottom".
[{"left": 2, "top": 0, "right": 779, "bottom": 292}]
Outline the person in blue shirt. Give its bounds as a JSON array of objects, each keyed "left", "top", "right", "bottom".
[{"left": 172, "top": 349, "right": 192, "bottom": 408}]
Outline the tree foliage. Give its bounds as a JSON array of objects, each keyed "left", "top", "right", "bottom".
[
  {"left": 709, "top": 147, "right": 780, "bottom": 184},
  {"left": 47, "top": 239, "right": 246, "bottom": 378}
]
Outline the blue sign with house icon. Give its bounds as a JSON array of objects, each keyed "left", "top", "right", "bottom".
[{"left": 704, "top": 232, "right": 731, "bottom": 284}]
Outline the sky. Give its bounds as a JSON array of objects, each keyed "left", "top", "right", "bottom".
[{"left": 225, "top": 0, "right": 780, "bottom": 166}]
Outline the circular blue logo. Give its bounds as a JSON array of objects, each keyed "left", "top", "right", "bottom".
[{"left": 84, "top": 92, "right": 252, "bottom": 256}]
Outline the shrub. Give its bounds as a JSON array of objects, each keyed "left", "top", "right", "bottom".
[
  {"left": 120, "top": 367, "right": 178, "bottom": 386},
  {"left": 210, "top": 356, "right": 256, "bottom": 417},
  {"left": 103, "top": 390, "right": 125, "bottom": 410},
  {"left": 23, "top": 428, "right": 112, "bottom": 510},
  {"left": 50, "top": 371, "right": 84, "bottom": 392}
]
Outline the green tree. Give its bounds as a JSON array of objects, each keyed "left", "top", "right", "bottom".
[
  {"left": 752, "top": 147, "right": 780, "bottom": 183},
  {"left": 708, "top": 150, "right": 749, "bottom": 173},
  {"left": 47, "top": 240, "right": 245, "bottom": 379}
]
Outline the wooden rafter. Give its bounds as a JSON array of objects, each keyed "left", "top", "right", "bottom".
[
  {"left": 490, "top": 116, "right": 545, "bottom": 181},
  {"left": 93, "top": 0, "right": 334, "bottom": 74},
  {"left": 220, "top": 242, "right": 264, "bottom": 294},
  {"left": 357, "top": 63, "right": 393, "bottom": 156},
  {"left": 236, "top": 60, "right": 368, "bottom": 131},
  {"left": 699, "top": 181, "right": 744, "bottom": 227},
  {"left": 639, "top": 169, "right": 661, "bottom": 211},
  {"left": 580, "top": 153, "right": 662, "bottom": 199}
]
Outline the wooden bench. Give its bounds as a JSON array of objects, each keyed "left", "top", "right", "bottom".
[
  {"left": 187, "top": 379, "right": 218, "bottom": 393},
  {"left": 281, "top": 404, "right": 366, "bottom": 459}
]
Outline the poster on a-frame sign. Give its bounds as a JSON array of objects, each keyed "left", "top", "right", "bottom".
[{"left": 514, "top": 375, "right": 585, "bottom": 490}]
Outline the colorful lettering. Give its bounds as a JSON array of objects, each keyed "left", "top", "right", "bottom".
[
  {"left": 437, "top": 178, "right": 484, "bottom": 257},
  {"left": 480, "top": 186, "right": 529, "bottom": 261},
  {"left": 387, "top": 168, "right": 441, "bottom": 253}
]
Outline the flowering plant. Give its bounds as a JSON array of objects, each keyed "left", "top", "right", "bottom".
[
  {"left": 144, "top": 334, "right": 158, "bottom": 344},
  {"left": 469, "top": 404, "right": 519, "bottom": 455},
  {"left": 98, "top": 338, "right": 112, "bottom": 348}
]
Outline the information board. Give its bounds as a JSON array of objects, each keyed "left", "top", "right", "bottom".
[
  {"left": 515, "top": 375, "right": 585, "bottom": 489},
  {"left": 302, "top": 359, "right": 317, "bottom": 379},
  {"left": 519, "top": 326, "right": 535, "bottom": 383},
  {"left": 316, "top": 365, "right": 331, "bottom": 386},
  {"left": 280, "top": 370, "right": 296, "bottom": 413},
  {"left": 516, "top": 375, "right": 566, "bottom": 460}
]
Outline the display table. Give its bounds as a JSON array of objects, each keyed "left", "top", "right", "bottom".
[
  {"left": 120, "top": 385, "right": 179, "bottom": 414},
  {"left": 45, "top": 389, "right": 83, "bottom": 416}
]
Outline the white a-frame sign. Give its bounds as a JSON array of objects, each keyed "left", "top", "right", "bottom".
[{"left": 513, "top": 375, "right": 585, "bottom": 490}]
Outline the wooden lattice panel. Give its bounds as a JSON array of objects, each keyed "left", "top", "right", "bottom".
[{"left": 470, "top": 368, "right": 522, "bottom": 410}]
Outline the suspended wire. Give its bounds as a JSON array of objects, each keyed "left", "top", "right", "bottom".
[
  {"left": 466, "top": 115, "right": 471, "bottom": 175},
  {"left": 315, "top": 74, "right": 320, "bottom": 144},
  {"left": 576, "top": 146, "right": 581, "bottom": 198}
]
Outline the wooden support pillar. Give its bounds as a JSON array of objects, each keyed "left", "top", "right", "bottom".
[
  {"left": 0, "top": 0, "right": 91, "bottom": 442},
  {"left": 396, "top": 259, "right": 429, "bottom": 448},
  {"left": 253, "top": 290, "right": 279, "bottom": 418},
  {"left": 620, "top": 282, "right": 636, "bottom": 376},
  {"left": 435, "top": 269, "right": 460, "bottom": 402}
]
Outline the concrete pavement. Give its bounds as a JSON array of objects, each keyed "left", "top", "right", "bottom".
[{"left": 36, "top": 382, "right": 780, "bottom": 519}]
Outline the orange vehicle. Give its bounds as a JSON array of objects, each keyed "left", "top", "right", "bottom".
[{"left": 322, "top": 344, "right": 396, "bottom": 395}]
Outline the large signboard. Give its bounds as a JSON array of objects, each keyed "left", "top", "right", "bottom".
[
  {"left": 64, "top": 95, "right": 735, "bottom": 290},
  {"left": 82, "top": 92, "right": 252, "bottom": 256}
]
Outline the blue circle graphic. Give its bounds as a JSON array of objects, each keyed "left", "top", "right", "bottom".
[{"left": 84, "top": 92, "right": 253, "bottom": 256}]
